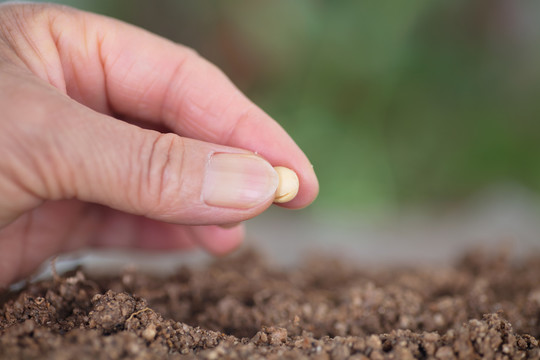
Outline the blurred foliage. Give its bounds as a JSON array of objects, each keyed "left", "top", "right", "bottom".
[{"left": 30, "top": 0, "right": 540, "bottom": 213}]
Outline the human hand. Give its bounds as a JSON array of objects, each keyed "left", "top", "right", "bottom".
[{"left": 0, "top": 4, "right": 318, "bottom": 287}]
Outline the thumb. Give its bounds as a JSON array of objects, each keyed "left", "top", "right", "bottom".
[{"left": 2, "top": 84, "right": 280, "bottom": 226}]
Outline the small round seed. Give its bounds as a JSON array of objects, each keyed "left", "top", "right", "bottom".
[{"left": 273, "top": 166, "right": 299, "bottom": 203}]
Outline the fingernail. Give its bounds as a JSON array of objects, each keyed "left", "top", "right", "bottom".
[{"left": 203, "top": 154, "right": 279, "bottom": 209}]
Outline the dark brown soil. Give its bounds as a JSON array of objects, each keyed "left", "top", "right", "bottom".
[{"left": 1, "top": 248, "right": 540, "bottom": 359}]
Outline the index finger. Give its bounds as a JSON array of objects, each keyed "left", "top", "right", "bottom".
[{"left": 49, "top": 7, "right": 319, "bottom": 208}]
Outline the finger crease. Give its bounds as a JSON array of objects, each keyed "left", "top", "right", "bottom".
[
  {"left": 159, "top": 54, "right": 192, "bottom": 129},
  {"left": 223, "top": 105, "right": 253, "bottom": 144},
  {"left": 96, "top": 30, "right": 114, "bottom": 115}
]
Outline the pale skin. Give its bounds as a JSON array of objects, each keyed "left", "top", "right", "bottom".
[{"left": 0, "top": 4, "right": 318, "bottom": 288}]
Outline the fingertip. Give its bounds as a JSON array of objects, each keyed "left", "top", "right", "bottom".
[
  {"left": 218, "top": 222, "right": 241, "bottom": 229},
  {"left": 191, "top": 223, "right": 245, "bottom": 256},
  {"left": 224, "top": 109, "right": 319, "bottom": 210}
]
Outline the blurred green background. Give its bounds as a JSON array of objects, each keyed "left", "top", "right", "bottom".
[{"left": 30, "top": 0, "right": 540, "bottom": 215}]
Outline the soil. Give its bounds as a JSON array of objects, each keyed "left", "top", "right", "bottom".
[{"left": 1, "top": 247, "right": 540, "bottom": 359}]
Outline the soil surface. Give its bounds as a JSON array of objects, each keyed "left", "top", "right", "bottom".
[{"left": 1, "top": 248, "right": 540, "bottom": 359}]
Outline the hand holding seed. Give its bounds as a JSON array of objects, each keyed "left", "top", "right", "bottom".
[{"left": 0, "top": 3, "right": 319, "bottom": 287}]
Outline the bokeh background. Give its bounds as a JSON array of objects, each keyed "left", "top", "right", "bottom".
[{"left": 21, "top": 0, "right": 540, "bottom": 266}]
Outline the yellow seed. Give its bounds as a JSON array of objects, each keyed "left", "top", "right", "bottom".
[{"left": 273, "top": 166, "right": 299, "bottom": 203}]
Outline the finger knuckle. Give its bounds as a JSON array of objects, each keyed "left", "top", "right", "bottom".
[
  {"left": 0, "top": 3, "right": 67, "bottom": 40},
  {"left": 139, "top": 133, "right": 185, "bottom": 214}
]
